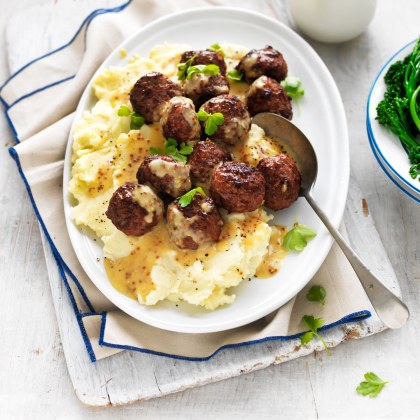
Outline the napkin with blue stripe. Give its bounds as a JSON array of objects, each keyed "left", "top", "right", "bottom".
[{"left": 1, "top": 0, "right": 373, "bottom": 362}]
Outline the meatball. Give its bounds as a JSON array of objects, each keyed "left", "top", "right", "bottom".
[
  {"left": 236, "top": 45, "right": 288, "bottom": 84},
  {"left": 180, "top": 50, "right": 227, "bottom": 76},
  {"left": 210, "top": 162, "right": 265, "bottom": 213},
  {"left": 106, "top": 183, "right": 163, "bottom": 236},
  {"left": 130, "top": 72, "right": 182, "bottom": 124},
  {"left": 160, "top": 96, "right": 201, "bottom": 142},
  {"left": 188, "top": 139, "right": 232, "bottom": 185},
  {"left": 184, "top": 73, "right": 229, "bottom": 108},
  {"left": 246, "top": 76, "right": 293, "bottom": 119},
  {"left": 257, "top": 154, "right": 301, "bottom": 210},
  {"left": 137, "top": 155, "right": 191, "bottom": 198},
  {"left": 200, "top": 94, "right": 251, "bottom": 145},
  {"left": 166, "top": 194, "right": 223, "bottom": 250}
]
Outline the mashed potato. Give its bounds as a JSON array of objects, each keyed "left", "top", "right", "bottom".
[{"left": 69, "top": 43, "right": 286, "bottom": 310}]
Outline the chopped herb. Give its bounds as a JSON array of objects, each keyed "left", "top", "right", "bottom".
[
  {"left": 209, "top": 43, "right": 225, "bottom": 56},
  {"left": 300, "top": 315, "right": 331, "bottom": 355},
  {"left": 149, "top": 138, "right": 193, "bottom": 163},
  {"left": 283, "top": 222, "right": 316, "bottom": 252},
  {"left": 227, "top": 69, "right": 244, "bottom": 82},
  {"left": 356, "top": 372, "right": 388, "bottom": 398},
  {"left": 186, "top": 64, "right": 220, "bottom": 80},
  {"left": 178, "top": 187, "right": 206, "bottom": 207},
  {"left": 281, "top": 76, "right": 305, "bottom": 102},
  {"left": 117, "top": 105, "right": 145, "bottom": 130},
  {"left": 196, "top": 109, "right": 224, "bottom": 136},
  {"left": 306, "top": 285, "right": 326, "bottom": 305},
  {"left": 177, "top": 54, "right": 196, "bottom": 80}
]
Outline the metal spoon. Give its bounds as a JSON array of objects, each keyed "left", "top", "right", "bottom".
[{"left": 252, "top": 112, "right": 409, "bottom": 329}]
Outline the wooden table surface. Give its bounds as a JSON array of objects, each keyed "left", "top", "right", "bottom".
[{"left": 1, "top": 1, "right": 419, "bottom": 418}]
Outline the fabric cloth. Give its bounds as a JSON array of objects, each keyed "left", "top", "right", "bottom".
[{"left": 1, "top": 0, "right": 372, "bottom": 362}]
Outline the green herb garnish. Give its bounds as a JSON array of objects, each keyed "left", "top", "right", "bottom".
[
  {"left": 117, "top": 105, "right": 145, "bottom": 130},
  {"left": 283, "top": 222, "right": 316, "bottom": 252},
  {"left": 186, "top": 64, "right": 220, "bottom": 80},
  {"left": 209, "top": 43, "right": 225, "bottom": 56},
  {"left": 356, "top": 372, "right": 388, "bottom": 398},
  {"left": 306, "top": 285, "right": 326, "bottom": 305},
  {"left": 281, "top": 76, "right": 305, "bottom": 102},
  {"left": 178, "top": 187, "right": 206, "bottom": 207},
  {"left": 300, "top": 315, "right": 330, "bottom": 355},
  {"left": 227, "top": 69, "right": 244, "bottom": 82},
  {"left": 196, "top": 109, "right": 224, "bottom": 136},
  {"left": 177, "top": 54, "right": 196, "bottom": 80},
  {"left": 149, "top": 138, "right": 193, "bottom": 164}
]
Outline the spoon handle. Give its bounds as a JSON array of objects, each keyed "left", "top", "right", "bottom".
[{"left": 305, "top": 192, "right": 409, "bottom": 329}]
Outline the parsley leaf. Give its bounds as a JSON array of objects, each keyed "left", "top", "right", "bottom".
[
  {"left": 196, "top": 109, "right": 225, "bottom": 136},
  {"left": 227, "top": 69, "right": 244, "bottom": 82},
  {"left": 178, "top": 187, "right": 206, "bottom": 207},
  {"left": 306, "top": 285, "right": 326, "bottom": 305},
  {"left": 177, "top": 54, "right": 197, "bottom": 80},
  {"left": 149, "top": 138, "right": 194, "bottom": 164},
  {"left": 300, "top": 315, "right": 331, "bottom": 355},
  {"left": 209, "top": 43, "right": 225, "bottom": 56},
  {"left": 186, "top": 64, "right": 220, "bottom": 80},
  {"left": 281, "top": 76, "right": 305, "bottom": 102},
  {"left": 117, "top": 105, "right": 145, "bottom": 130},
  {"left": 356, "top": 372, "right": 388, "bottom": 398},
  {"left": 283, "top": 222, "right": 316, "bottom": 252}
]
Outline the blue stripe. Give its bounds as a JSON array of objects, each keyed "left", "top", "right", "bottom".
[{"left": 97, "top": 310, "right": 371, "bottom": 362}]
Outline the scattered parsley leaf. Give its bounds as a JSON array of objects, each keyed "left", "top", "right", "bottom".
[
  {"left": 300, "top": 315, "right": 331, "bottom": 355},
  {"left": 306, "top": 285, "right": 327, "bottom": 305},
  {"left": 149, "top": 147, "right": 163, "bottom": 155},
  {"left": 178, "top": 187, "right": 206, "bottom": 207},
  {"left": 149, "top": 138, "right": 193, "bottom": 163},
  {"left": 227, "top": 69, "right": 244, "bottom": 82},
  {"left": 356, "top": 372, "right": 388, "bottom": 398},
  {"left": 196, "top": 109, "right": 225, "bottom": 136},
  {"left": 117, "top": 105, "right": 132, "bottom": 116},
  {"left": 281, "top": 75, "right": 305, "bottom": 102},
  {"left": 177, "top": 54, "right": 197, "bottom": 80},
  {"left": 179, "top": 142, "right": 194, "bottom": 155},
  {"left": 186, "top": 64, "right": 220, "bottom": 80},
  {"left": 283, "top": 222, "right": 316, "bottom": 252},
  {"left": 117, "top": 105, "right": 145, "bottom": 130},
  {"left": 209, "top": 43, "right": 225, "bottom": 56}
]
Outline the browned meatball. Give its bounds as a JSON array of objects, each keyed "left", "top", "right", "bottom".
[
  {"left": 246, "top": 76, "right": 293, "bottom": 120},
  {"left": 200, "top": 94, "right": 251, "bottom": 145},
  {"left": 257, "top": 154, "right": 301, "bottom": 210},
  {"left": 106, "top": 183, "right": 163, "bottom": 236},
  {"left": 160, "top": 96, "right": 201, "bottom": 142},
  {"left": 210, "top": 162, "right": 265, "bottom": 213},
  {"left": 188, "top": 139, "right": 232, "bottom": 185},
  {"left": 166, "top": 193, "right": 223, "bottom": 250},
  {"left": 136, "top": 155, "right": 191, "bottom": 198},
  {"left": 180, "top": 50, "right": 227, "bottom": 76},
  {"left": 130, "top": 72, "right": 182, "bottom": 124},
  {"left": 184, "top": 73, "right": 229, "bottom": 108},
  {"left": 236, "top": 46, "right": 288, "bottom": 84}
]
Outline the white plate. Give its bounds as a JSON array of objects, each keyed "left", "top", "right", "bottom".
[
  {"left": 63, "top": 7, "right": 349, "bottom": 333},
  {"left": 367, "top": 39, "right": 420, "bottom": 203}
]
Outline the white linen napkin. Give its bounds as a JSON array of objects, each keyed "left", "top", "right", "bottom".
[{"left": 2, "top": 0, "right": 372, "bottom": 361}]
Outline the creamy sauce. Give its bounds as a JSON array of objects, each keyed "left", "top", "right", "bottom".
[{"left": 132, "top": 185, "right": 163, "bottom": 223}]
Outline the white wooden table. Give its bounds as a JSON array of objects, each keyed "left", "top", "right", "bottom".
[{"left": 1, "top": 1, "right": 419, "bottom": 418}]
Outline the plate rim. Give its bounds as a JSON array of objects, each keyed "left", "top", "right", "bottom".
[{"left": 63, "top": 6, "right": 350, "bottom": 333}]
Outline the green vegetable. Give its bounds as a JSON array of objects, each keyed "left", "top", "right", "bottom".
[
  {"left": 356, "top": 372, "right": 388, "bottom": 398},
  {"left": 283, "top": 222, "right": 316, "bottom": 252},
  {"left": 177, "top": 54, "right": 196, "bottom": 80},
  {"left": 117, "top": 105, "right": 145, "bottom": 130},
  {"left": 149, "top": 138, "right": 193, "bottom": 163},
  {"left": 209, "top": 43, "right": 225, "bottom": 57},
  {"left": 227, "top": 69, "right": 244, "bottom": 82},
  {"left": 306, "top": 285, "right": 326, "bottom": 305},
  {"left": 178, "top": 187, "right": 206, "bottom": 207},
  {"left": 376, "top": 37, "right": 420, "bottom": 180},
  {"left": 300, "top": 315, "right": 331, "bottom": 355},
  {"left": 186, "top": 64, "right": 220, "bottom": 80},
  {"left": 196, "top": 109, "right": 225, "bottom": 136},
  {"left": 281, "top": 76, "right": 305, "bottom": 102}
]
